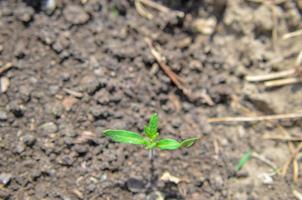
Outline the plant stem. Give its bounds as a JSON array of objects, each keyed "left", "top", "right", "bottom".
[{"left": 147, "top": 148, "right": 155, "bottom": 191}]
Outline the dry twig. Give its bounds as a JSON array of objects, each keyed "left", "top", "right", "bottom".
[
  {"left": 293, "top": 157, "right": 299, "bottom": 183},
  {"left": 135, "top": 0, "right": 153, "bottom": 19},
  {"left": 140, "top": 0, "right": 184, "bottom": 17},
  {"left": 0, "top": 63, "right": 13, "bottom": 75},
  {"left": 297, "top": 50, "right": 302, "bottom": 66},
  {"left": 282, "top": 142, "right": 302, "bottom": 177},
  {"left": 271, "top": 0, "right": 278, "bottom": 50},
  {"left": 277, "top": 125, "right": 296, "bottom": 178},
  {"left": 252, "top": 152, "right": 277, "bottom": 170},
  {"left": 246, "top": 69, "right": 296, "bottom": 82},
  {"left": 135, "top": 0, "right": 184, "bottom": 19},
  {"left": 245, "top": 48, "right": 301, "bottom": 84},
  {"left": 145, "top": 38, "right": 185, "bottom": 89},
  {"left": 293, "top": 189, "right": 302, "bottom": 200},
  {"left": 246, "top": 49, "right": 302, "bottom": 88},
  {"left": 264, "top": 77, "right": 302, "bottom": 88},
  {"left": 282, "top": 29, "right": 302, "bottom": 40},
  {"left": 263, "top": 135, "right": 302, "bottom": 142},
  {"left": 246, "top": 0, "right": 286, "bottom": 3},
  {"left": 63, "top": 88, "right": 84, "bottom": 98},
  {"left": 145, "top": 37, "right": 214, "bottom": 105},
  {"left": 208, "top": 112, "right": 302, "bottom": 123}
]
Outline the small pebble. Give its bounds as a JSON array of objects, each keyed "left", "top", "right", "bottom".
[
  {"left": 23, "top": 134, "right": 36, "bottom": 147},
  {"left": 9, "top": 102, "right": 25, "bottom": 118},
  {"left": 31, "top": 169, "right": 42, "bottom": 180},
  {"left": 86, "top": 183, "right": 96, "bottom": 193},
  {"left": 0, "top": 77, "right": 10, "bottom": 93},
  {"left": 258, "top": 173, "right": 273, "bottom": 184},
  {"left": 126, "top": 178, "right": 145, "bottom": 193},
  {"left": 48, "top": 85, "right": 60, "bottom": 96},
  {"left": 45, "top": 102, "right": 63, "bottom": 117},
  {"left": 62, "top": 96, "right": 77, "bottom": 111},
  {"left": 0, "top": 111, "right": 8, "bottom": 121},
  {"left": 19, "top": 85, "right": 32, "bottom": 102},
  {"left": 63, "top": 137, "right": 74, "bottom": 146},
  {"left": 15, "top": 142, "right": 26, "bottom": 154},
  {"left": 73, "top": 145, "right": 88, "bottom": 154},
  {"left": 146, "top": 191, "right": 164, "bottom": 200},
  {"left": 39, "top": 122, "right": 58, "bottom": 136},
  {"left": 0, "top": 173, "right": 12, "bottom": 185},
  {"left": 90, "top": 105, "right": 102, "bottom": 118},
  {"left": 64, "top": 5, "right": 89, "bottom": 25},
  {"left": 15, "top": 6, "right": 34, "bottom": 23},
  {"left": 210, "top": 173, "right": 224, "bottom": 190},
  {"left": 42, "top": 0, "right": 56, "bottom": 14},
  {"left": 58, "top": 155, "right": 75, "bottom": 166}
]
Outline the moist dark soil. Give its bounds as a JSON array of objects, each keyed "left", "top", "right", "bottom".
[{"left": 1, "top": 0, "right": 302, "bottom": 199}]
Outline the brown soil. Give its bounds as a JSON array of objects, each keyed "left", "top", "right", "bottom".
[{"left": 0, "top": 0, "right": 302, "bottom": 199}]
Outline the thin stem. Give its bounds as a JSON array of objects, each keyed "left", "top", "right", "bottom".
[
  {"left": 147, "top": 148, "right": 155, "bottom": 192},
  {"left": 149, "top": 148, "right": 154, "bottom": 160}
]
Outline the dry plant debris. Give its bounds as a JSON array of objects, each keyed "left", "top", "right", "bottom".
[
  {"left": 211, "top": 96, "right": 302, "bottom": 183},
  {"left": 135, "top": 0, "right": 184, "bottom": 20},
  {"left": 0, "top": 63, "right": 13, "bottom": 75},
  {"left": 246, "top": 50, "right": 302, "bottom": 88},
  {"left": 208, "top": 112, "right": 302, "bottom": 123},
  {"left": 145, "top": 37, "right": 214, "bottom": 105},
  {"left": 282, "top": 29, "right": 302, "bottom": 40}
]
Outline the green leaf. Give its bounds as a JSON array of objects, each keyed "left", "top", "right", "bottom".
[
  {"left": 144, "top": 113, "right": 159, "bottom": 140},
  {"left": 235, "top": 150, "right": 252, "bottom": 172},
  {"left": 149, "top": 113, "right": 158, "bottom": 135},
  {"left": 156, "top": 139, "right": 181, "bottom": 150},
  {"left": 181, "top": 137, "right": 199, "bottom": 148},
  {"left": 104, "top": 130, "right": 148, "bottom": 145}
]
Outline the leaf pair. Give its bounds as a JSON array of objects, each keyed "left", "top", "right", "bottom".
[{"left": 104, "top": 113, "right": 199, "bottom": 150}]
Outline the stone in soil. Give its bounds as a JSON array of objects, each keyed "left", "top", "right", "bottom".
[
  {"left": 45, "top": 101, "right": 64, "bottom": 117},
  {"left": 73, "top": 144, "right": 88, "bottom": 155},
  {"left": 31, "top": 169, "right": 42, "bottom": 180},
  {"left": 146, "top": 191, "right": 164, "bottom": 200},
  {"left": 15, "top": 6, "right": 34, "bottom": 23},
  {"left": 15, "top": 142, "right": 26, "bottom": 154},
  {"left": 8, "top": 102, "right": 25, "bottom": 118},
  {"left": 79, "top": 75, "right": 104, "bottom": 95},
  {"left": 63, "top": 5, "right": 89, "bottom": 25},
  {"left": 62, "top": 96, "right": 77, "bottom": 111},
  {"left": 39, "top": 122, "right": 58, "bottom": 136},
  {"left": 0, "top": 110, "right": 8, "bottom": 121},
  {"left": 90, "top": 105, "right": 103, "bottom": 118},
  {"left": 0, "top": 173, "right": 12, "bottom": 186},
  {"left": 23, "top": 134, "right": 36, "bottom": 147},
  {"left": 126, "top": 178, "right": 146, "bottom": 193}
]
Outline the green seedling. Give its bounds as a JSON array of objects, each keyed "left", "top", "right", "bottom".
[
  {"left": 111, "top": 7, "right": 119, "bottom": 17},
  {"left": 235, "top": 150, "right": 252, "bottom": 172},
  {"left": 104, "top": 113, "right": 199, "bottom": 190}
]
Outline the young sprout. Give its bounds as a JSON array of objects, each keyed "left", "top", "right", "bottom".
[
  {"left": 235, "top": 150, "right": 252, "bottom": 172},
  {"left": 103, "top": 113, "right": 199, "bottom": 191},
  {"left": 104, "top": 113, "right": 198, "bottom": 150}
]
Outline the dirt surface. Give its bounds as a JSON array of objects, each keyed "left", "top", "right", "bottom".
[{"left": 1, "top": 0, "right": 302, "bottom": 199}]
